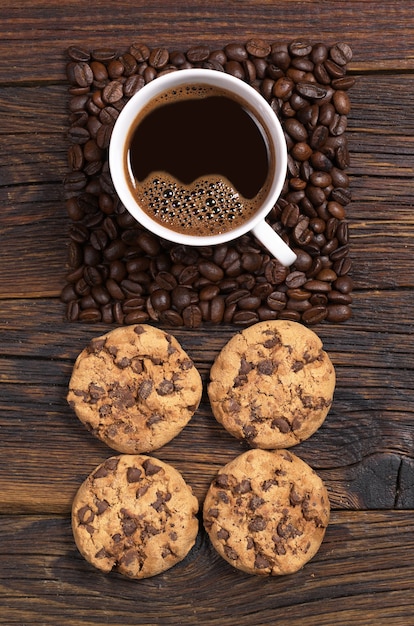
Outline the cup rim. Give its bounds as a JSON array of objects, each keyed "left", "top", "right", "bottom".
[{"left": 109, "top": 68, "right": 287, "bottom": 246}]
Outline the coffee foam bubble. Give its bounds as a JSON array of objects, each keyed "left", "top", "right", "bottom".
[{"left": 135, "top": 172, "right": 261, "bottom": 236}]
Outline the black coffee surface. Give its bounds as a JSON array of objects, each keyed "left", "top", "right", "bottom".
[
  {"left": 129, "top": 90, "right": 269, "bottom": 199},
  {"left": 126, "top": 86, "right": 273, "bottom": 236}
]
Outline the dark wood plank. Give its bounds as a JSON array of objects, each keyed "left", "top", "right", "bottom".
[
  {"left": 1, "top": 1, "right": 414, "bottom": 84},
  {"left": 0, "top": 511, "right": 413, "bottom": 625}
]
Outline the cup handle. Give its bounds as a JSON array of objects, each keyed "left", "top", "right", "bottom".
[{"left": 251, "top": 220, "right": 297, "bottom": 267}]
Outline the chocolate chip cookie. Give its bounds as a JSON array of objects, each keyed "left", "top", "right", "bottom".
[
  {"left": 72, "top": 454, "right": 199, "bottom": 579},
  {"left": 203, "top": 448, "right": 330, "bottom": 575},
  {"left": 208, "top": 320, "right": 335, "bottom": 449},
  {"left": 67, "top": 324, "right": 202, "bottom": 453}
]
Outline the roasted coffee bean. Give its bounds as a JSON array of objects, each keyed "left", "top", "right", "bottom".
[
  {"left": 284, "top": 118, "right": 308, "bottom": 142},
  {"left": 311, "top": 150, "right": 333, "bottom": 172},
  {"left": 304, "top": 279, "right": 331, "bottom": 293},
  {"left": 281, "top": 202, "right": 300, "bottom": 227},
  {"left": 83, "top": 244, "right": 101, "bottom": 266},
  {"left": 91, "top": 285, "right": 110, "bottom": 305},
  {"left": 67, "top": 125, "right": 90, "bottom": 145},
  {"left": 334, "top": 275, "right": 353, "bottom": 293},
  {"left": 330, "top": 43, "right": 353, "bottom": 66},
  {"left": 72, "top": 62, "right": 94, "bottom": 87},
  {"left": 324, "top": 58, "right": 346, "bottom": 79},
  {"left": 233, "top": 310, "right": 259, "bottom": 325},
  {"left": 66, "top": 197, "right": 84, "bottom": 222},
  {"left": 286, "top": 297, "right": 311, "bottom": 312},
  {"left": 297, "top": 102, "right": 319, "bottom": 128},
  {"left": 273, "top": 76, "right": 294, "bottom": 99},
  {"left": 169, "top": 50, "right": 186, "bottom": 66},
  {"left": 186, "top": 45, "right": 210, "bottom": 63},
  {"left": 241, "top": 252, "right": 262, "bottom": 272},
  {"left": 316, "top": 268, "right": 337, "bottom": 282},
  {"left": 124, "top": 310, "right": 150, "bottom": 324},
  {"left": 79, "top": 308, "right": 102, "bottom": 322},
  {"left": 83, "top": 161, "right": 102, "bottom": 182},
  {"left": 287, "top": 287, "right": 310, "bottom": 302},
  {"left": 68, "top": 46, "right": 91, "bottom": 63},
  {"left": 279, "top": 309, "right": 301, "bottom": 322},
  {"left": 257, "top": 306, "right": 279, "bottom": 321},
  {"left": 224, "top": 43, "right": 248, "bottom": 61},
  {"left": 296, "top": 82, "right": 327, "bottom": 99},
  {"left": 333, "top": 256, "right": 352, "bottom": 277},
  {"left": 264, "top": 259, "right": 288, "bottom": 284},
  {"left": 210, "top": 296, "right": 225, "bottom": 323},
  {"left": 289, "top": 40, "right": 312, "bottom": 57},
  {"left": 209, "top": 49, "right": 227, "bottom": 64},
  {"left": 178, "top": 265, "right": 199, "bottom": 285},
  {"left": 310, "top": 125, "right": 329, "bottom": 150},
  {"left": 224, "top": 60, "right": 245, "bottom": 79},
  {"left": 328, "top": 290, "right": 353, "bottom": 304},
  {"left": 225, "top": 289, "right": 250, "bottom": 306},
  {"left": 84, "top": 265, "right": 103, "bottom": 286},
  {"left": 129, "top": 42, "right": 150, "bottom": 62},
  {"left": 106, "top": 277, "right": 125, "bottom": 300},
  {"left": 253, "top": 57, "right": 268, "bottom": 79},
  {"left": 61, "top": 283, "right": 78, "bottom": 303},
  {"left": 120, "top": 279, "right": 144, "bottom": 296},
  {"left": 237, "top": 295, "right": 261, "bottom": 310},
  {"left": 171, "top": 286, "right": 192, "bottom": 311},
  {"left": 149, "top": 47, "right": 169, "bottom": 68},
  {"left": 109, "top": 260, "right": 127, "bottom": 282},
  {"left": 198, "top": 260, "right": 224, "bottom": 282},
  {"left": 66, "top": 299, "right": 80, "bottom": 321},
  {"left": 332, "top": 76, "right": 356, "bottom": 90},
  {"left": 154, "top": 271, "right": 176, "bottom": 291},
  {"left": 137, "top": 232, "right": 161, "bottom": 256},
  {"left": 160, "top": 309, "right": 183, "bottom": 326},
  {"left": 241, "top": 59, "right": 255, "bottom": 82},
  {"left": 293, "top": 217, "right": 313, "bottom": 246},
  {"left": 246, "top": 38, "right": 271, "bottom": 58},
  {"left": 310, "top": 43, "right": 328, "bottom": 64},
  {"left": 292, "top": 248, "right": 313, "bottom": 272},
  {"left": 182, "top": 304, "right": 202, "bottom": 328},
  {"left": 314, "top": 63, "right": 331, "bottom": 85},
  {"left": 285, "top": 271, "right": 308, "bottom": 289},
  {"left": 120, "top": 52, "right": 138, "bottom": 76},
  {"left": 326, "top": 303, "right": 352, "bottom": 322},
  {"left": 199, "top": 284, "right": 220, "bottom": 301},
  {"left": 302, "top": 305, "right": 328, "bottom": 324},
  {"left": 67, "top": 241, "right": 83, "bottom": 268},
  {"left": 69, "top": 94, "right": 90, "bottom": 113}
]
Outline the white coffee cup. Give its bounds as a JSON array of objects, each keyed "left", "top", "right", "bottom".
[{"left": 109, "top": 68, "right": 296, "bottom": 266}]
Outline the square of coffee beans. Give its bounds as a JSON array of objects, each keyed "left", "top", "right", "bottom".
[{"left": 62, "top": 39, "right": 355, "bottom": 328}]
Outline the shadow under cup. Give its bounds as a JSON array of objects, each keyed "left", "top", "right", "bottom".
[{"left": 109, "top": 69, "right": 296, "bottom": 267}]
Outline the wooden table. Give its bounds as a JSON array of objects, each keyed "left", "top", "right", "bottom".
[{"left": 1, "top": 1, "right": 413, "bottom": 624}]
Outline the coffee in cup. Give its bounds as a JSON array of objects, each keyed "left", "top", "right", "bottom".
[{"left": 109, "top": 69, "right": 296, "bottom": 266}]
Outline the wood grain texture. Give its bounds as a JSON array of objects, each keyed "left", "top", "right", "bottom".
[
  {"left": 1, "top": 512, "right": 413, "bottom": 626},
  {"left": 1, "top": 1, "right": 414, "bottom": 623}
]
